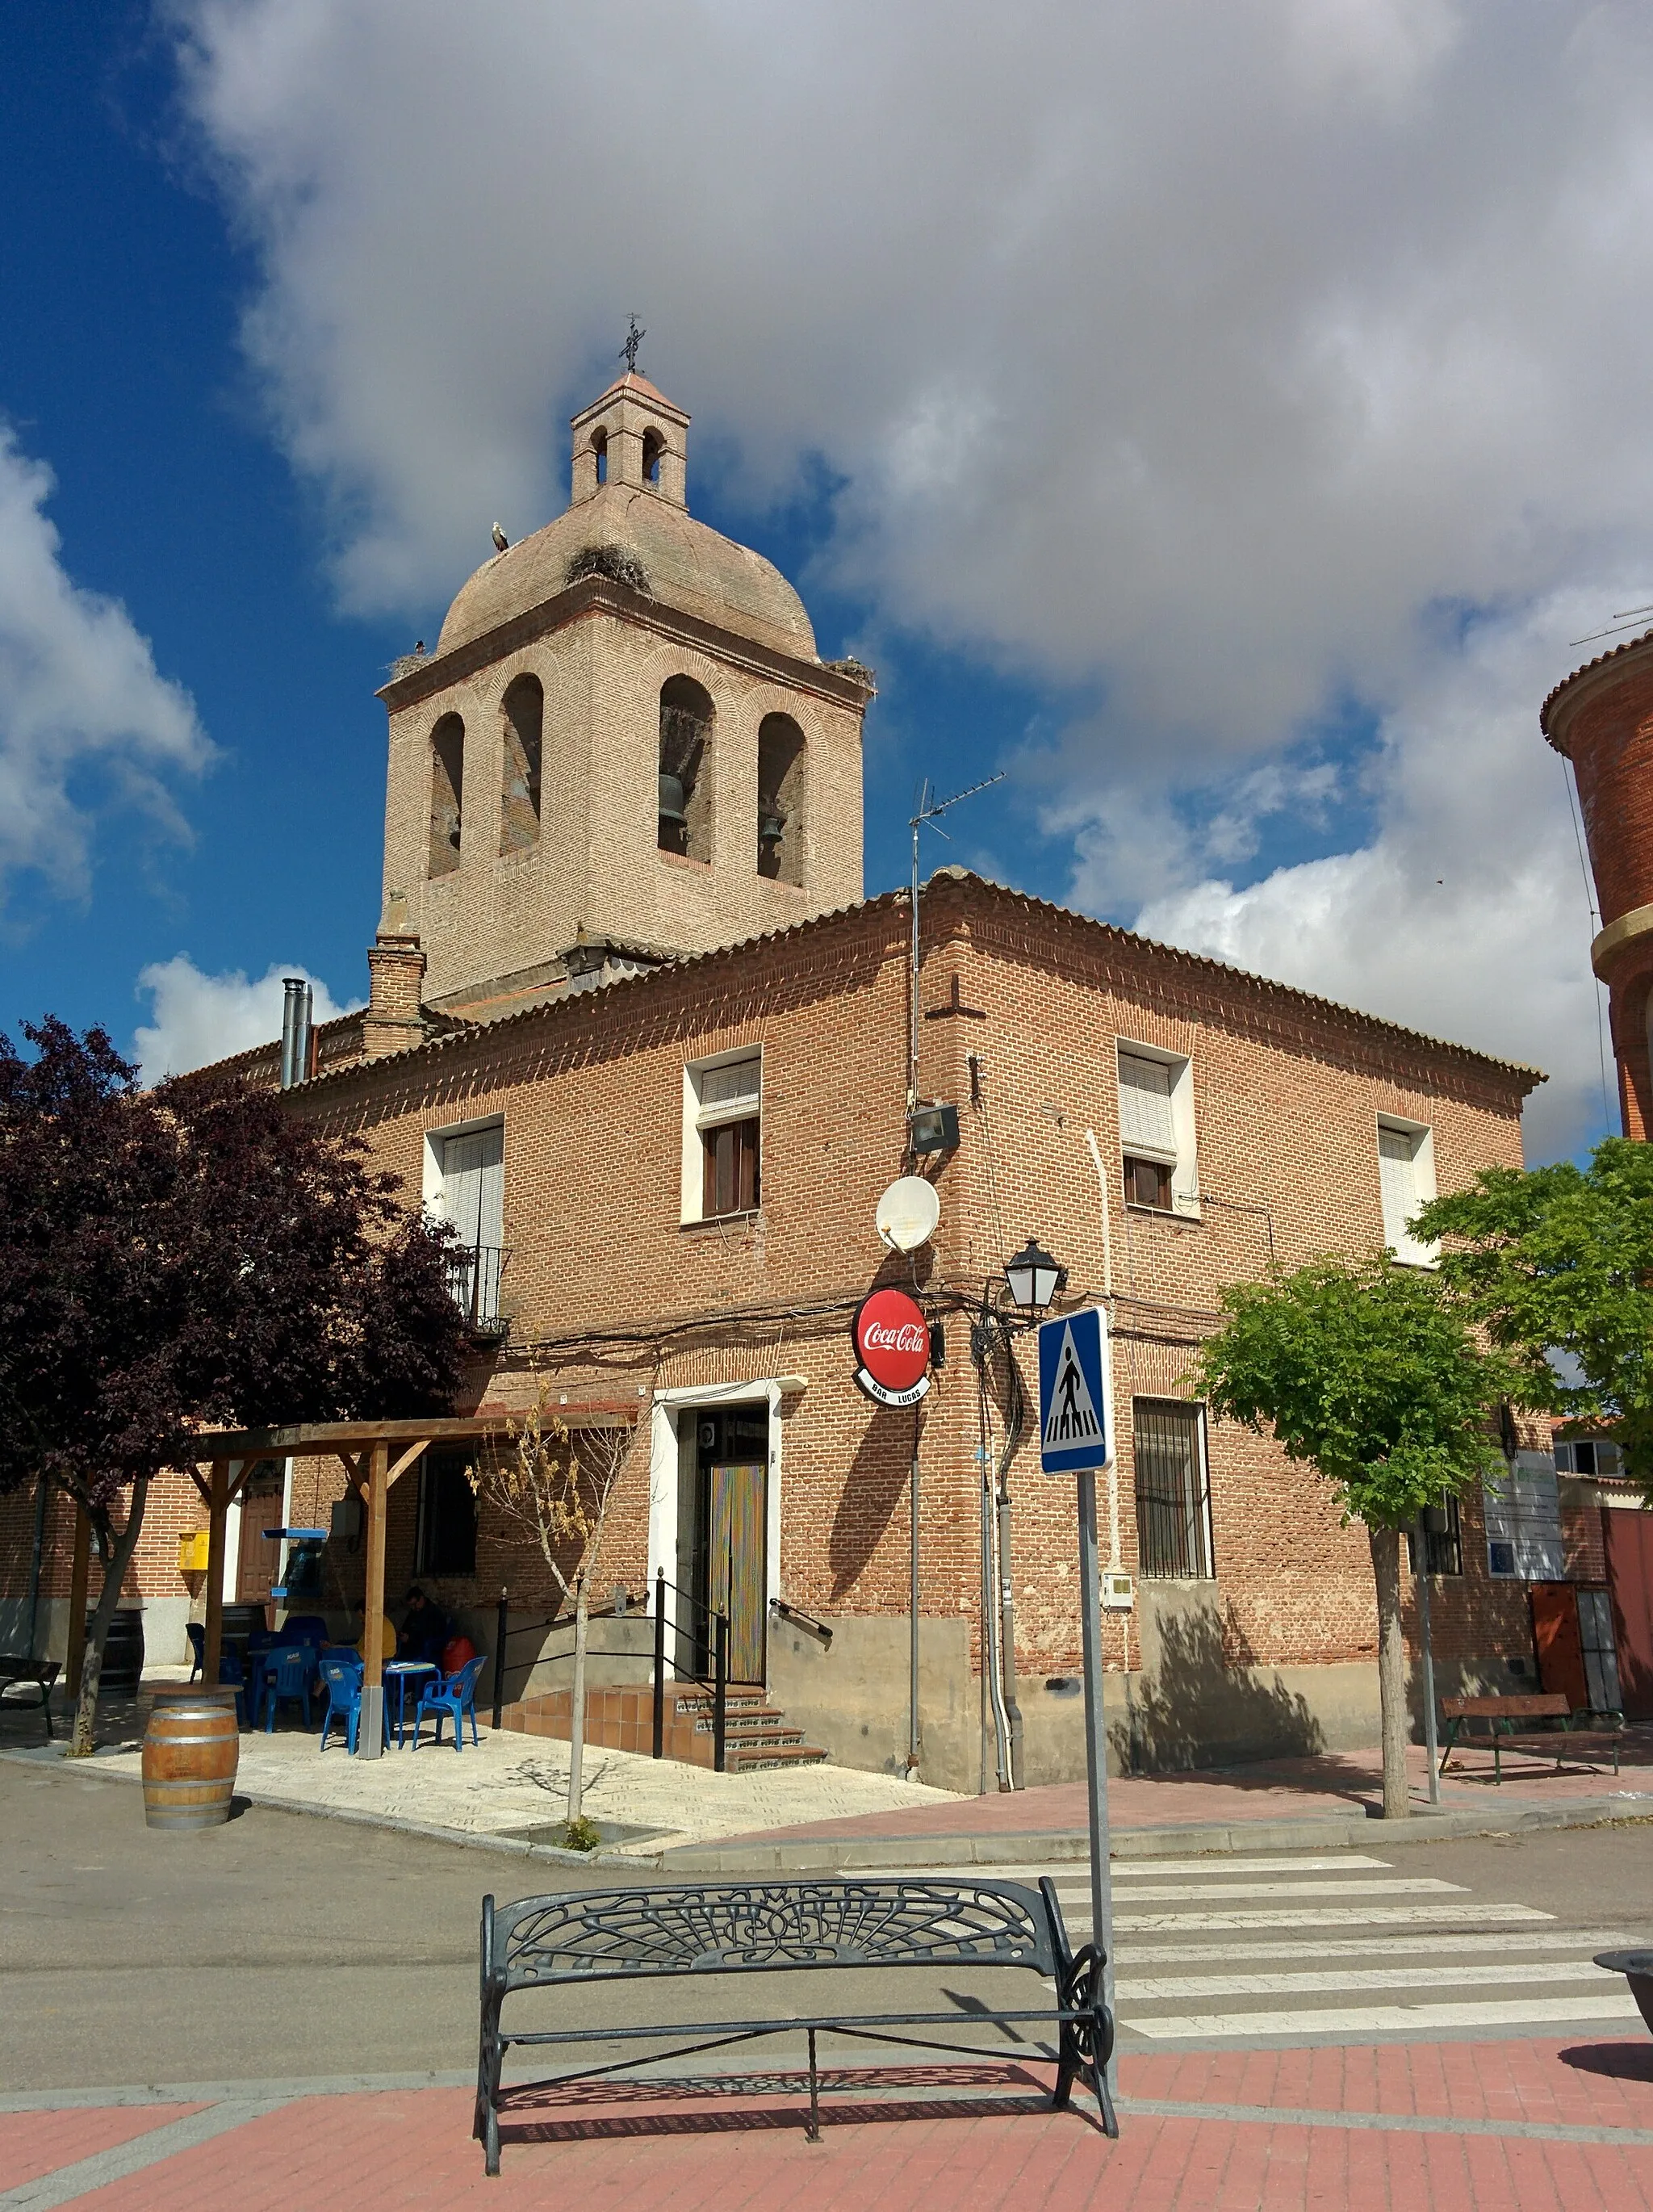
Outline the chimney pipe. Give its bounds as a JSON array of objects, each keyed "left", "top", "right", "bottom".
[{"left": 279, "top": 978, "right": 313, "bottom": 1090}]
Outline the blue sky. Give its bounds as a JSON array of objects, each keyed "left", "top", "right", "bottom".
[{"left": 3, "top": 2, "right": 1646, "bottom": 1163}]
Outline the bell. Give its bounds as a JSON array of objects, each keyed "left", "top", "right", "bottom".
[
  {"left": 658, "top": 771, "right": 687, "bottom": 826},
  {"left": 758, "top": 804, "right": 785, "bottom": 845}
]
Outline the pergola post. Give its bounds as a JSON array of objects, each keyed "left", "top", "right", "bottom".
[
  {"left": 358, "top": 1438, "right": 389, "bottom": 1759},
  {"left": 203, "top": 1459, "right": 229, "bottom": 1688}
]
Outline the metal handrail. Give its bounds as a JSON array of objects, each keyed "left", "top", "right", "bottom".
[{"left": 488, "top": 1574, "right": 729, "bottom": 1770}]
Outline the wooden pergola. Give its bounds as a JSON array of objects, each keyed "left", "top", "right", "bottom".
[{"left": 181, "top": 1406, "right": 637, "bottom": 1756}]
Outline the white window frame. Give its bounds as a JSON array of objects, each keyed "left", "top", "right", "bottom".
[
  {"left": 1376, "top": 1114, "right": 1437, "bottom": 1267},
  {"left": 680, "top": 1047, "right": 762, "bottom": 1224},
  {"left": 1116, "top": 1040, "right": 1199, "bottom": 1219}
]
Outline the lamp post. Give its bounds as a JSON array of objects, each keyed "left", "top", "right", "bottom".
[{"left": 985, "top": 1241, "right": 1069, "bottom": 1793}]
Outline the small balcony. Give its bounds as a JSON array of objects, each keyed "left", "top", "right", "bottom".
[{"left": 446, "top": 1245, "right": 509, "bottom": 1339}]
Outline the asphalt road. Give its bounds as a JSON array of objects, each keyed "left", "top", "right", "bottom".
[{"left": 3, "top": 1757, "right": 1650, "bottom": 2093}]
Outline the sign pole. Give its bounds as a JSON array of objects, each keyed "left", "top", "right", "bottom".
[
  {"left": 1036, "top": 1301, "right": 1119, "bottom": 2108},
  {"left": 1076, "top": 1464, "right": 1117, "bottom": 2098}
]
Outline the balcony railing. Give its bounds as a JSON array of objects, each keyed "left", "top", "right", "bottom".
[{"left": 447, "top": 1245, "right": 508, "bottom": 1337}]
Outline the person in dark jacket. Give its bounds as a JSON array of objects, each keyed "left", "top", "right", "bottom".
[{"left": 397, "top": 1586, "right": 451, "bottom": 1664}]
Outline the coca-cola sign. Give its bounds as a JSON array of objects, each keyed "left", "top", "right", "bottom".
[{"left": 852, "top": 1287, "right": 932, "bottom": 1407}]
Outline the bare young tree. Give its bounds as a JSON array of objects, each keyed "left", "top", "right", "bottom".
[{"left": 474, "top": 1385, "right": 635, "bottom": 1828}]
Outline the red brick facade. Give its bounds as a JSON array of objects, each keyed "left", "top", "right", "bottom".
[{"left": 2, "top": 870, "right": 1560, "bottom": 1784}]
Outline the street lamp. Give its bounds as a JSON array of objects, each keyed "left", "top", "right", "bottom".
[{"left": 1003, "top": 1236, "right": 1066, "bottom": 1315}]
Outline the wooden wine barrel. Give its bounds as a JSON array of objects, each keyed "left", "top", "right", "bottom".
[
  {"left": 95, "top": 1608, "right": 145, "bottom": 1690},
  {"left": 141, "top": 1687, "right": 241, "bottom": 1830}
]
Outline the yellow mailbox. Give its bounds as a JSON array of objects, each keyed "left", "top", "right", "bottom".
[{"left": 177, "top": 1530, "right": 211, "bottom": 1574}]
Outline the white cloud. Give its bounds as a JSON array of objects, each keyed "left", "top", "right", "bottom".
[
  {"left": 133, "top": 955, "right": 358, "bottom": 1083},
  {"left": 1132, "top": 589, "right": 1616, "bottom": 1163},
  {"left": 0, "top": 428, "right": 210, "bottom": 904},
  {"left": 164, "top": 2, "right": 1653, "bottom": 1161}
]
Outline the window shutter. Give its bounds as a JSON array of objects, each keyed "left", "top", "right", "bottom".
[
  {"left": 1119, "top": 1052, "right": 1177, "bottom": 1157},
  {"left": 1378, "top": 1125, "right": 1418, "bottom": 1252},
  {"left": 443, "top": 1125, "right": 503, "bottom": 1248},
  {"left": 699, "top": 1058, "right": 760, "bottom": 1116}
]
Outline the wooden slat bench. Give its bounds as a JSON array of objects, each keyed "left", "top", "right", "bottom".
[
  {"left": 1438, "top": 1692, "right": 1624, "bottom": 1783},
  {"left": 0, "top": 1656, "right": 61, "bottom": 1741},
  {"left": 474, "top": 1876, "right": 1116, "bottom": 2174}
]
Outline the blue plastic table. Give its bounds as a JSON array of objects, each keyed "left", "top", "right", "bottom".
[{"left": 383, "top": 1660, "right": 437, "bottom": 1748}]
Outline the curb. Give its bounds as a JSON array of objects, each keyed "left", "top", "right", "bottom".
[
  {"left": 647, "top": 1793, "right": 1653, "bottom": 1871},
  {"left": 9, "top": 1741, "right": 1647, "bottom": 1874}
]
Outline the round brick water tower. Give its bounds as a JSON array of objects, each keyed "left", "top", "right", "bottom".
[{"left": 1542, "top": 628, "right": 1653, "bottom": 1138}]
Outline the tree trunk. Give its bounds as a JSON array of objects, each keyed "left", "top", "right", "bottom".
[
  {"left": 1369, "top": 1522, "right": 1410, "bottom": 1820},
  {"left": 567, "top": 1575, "right": 589, "bottom": 1824},
  {"left": 70, "top": 1477, "right": 149, "bottom": 1758}
]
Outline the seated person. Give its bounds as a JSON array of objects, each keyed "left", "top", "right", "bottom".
[{"left": 396, "top": 1586, "right": 452, "bottom": 1665}]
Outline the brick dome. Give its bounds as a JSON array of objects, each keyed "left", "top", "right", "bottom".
[{"left": 436, "top": 482, "right": 818, "bottom": 663}]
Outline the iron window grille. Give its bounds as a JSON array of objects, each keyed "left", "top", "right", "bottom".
[{"left": 1132, "top": 1398, "right": 1213, "bottom": 1580}]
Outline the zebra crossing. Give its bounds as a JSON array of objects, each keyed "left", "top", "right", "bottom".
[{"left": 916, "top": 1847, "right": 1651, "bottom": 2047}]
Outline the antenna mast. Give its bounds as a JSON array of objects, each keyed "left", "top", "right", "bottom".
[{"left": 908, "top": 771, "right": 1005, "bottom": 1116}]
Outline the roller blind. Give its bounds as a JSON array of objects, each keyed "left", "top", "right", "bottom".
[
  {"left": 442, "top": 1125, "right": 503, "bottom": 1249},
  {"left": 1119, "top": 1051, "right": 1177, "bottom": 1157},
  {"left": 697, "top": 1056, "right": 761, "bottom": 1125},
  {"left": 1379, "top": 1125, "right": 1420, "bottom": 1252}
]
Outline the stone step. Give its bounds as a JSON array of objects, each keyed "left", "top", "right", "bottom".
[{"left": 727, "top": 1740, "right": 830, "bottom": 1771}]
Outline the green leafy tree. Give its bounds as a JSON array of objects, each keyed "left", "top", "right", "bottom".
[
  {"left": 0, "top": 1020, "right": 471, "bottom": 1753},
  {"left": 1187, "top": 1256, "right": 1522, "bottom": 1818},
  {"left": 1413, "top": 1137, "right": 1653, "bottom": 1501}
]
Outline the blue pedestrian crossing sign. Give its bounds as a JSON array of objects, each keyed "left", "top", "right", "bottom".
[{"left": 1037, "top": 1306, "right": 1114, "bottom": 1474}]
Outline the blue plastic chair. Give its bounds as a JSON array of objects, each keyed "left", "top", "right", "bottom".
[
  {"left": 186, "top": 1623, "right": 204, "bottom": 1682},
  {"left": 410, "top": 1655, "right": 486, "bottom": 1753},
  {"left": 261, "top": 1645, "right": 314, "bottom": 1732},
  {"left": 216, "top": 1645, "right": 249, "bottom": 1729},
  {"left": 318, "top": 1655, "right": 387, "bottom": 1753}
]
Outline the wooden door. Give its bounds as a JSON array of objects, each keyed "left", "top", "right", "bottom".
[
  {"left": 1605, "top": 1509, "right": 1653, "bottom": 1719},
  {"left": 236, "top": 1462, "right": 285, "bottom": 1607},
  {"left": 709, "top": 1462, "right": 766, "bottom": 1683},
  {"left": 1530, "top": 1581, "right": 1586, "bottom": 1711}
]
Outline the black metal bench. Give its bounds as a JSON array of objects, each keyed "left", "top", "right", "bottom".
[
  {"left": 0, "top": 1657, "right": 60, "bottom": 1741},
  {"left": 474, "top": 1876, "right": 1116, "bottom": 2173}
]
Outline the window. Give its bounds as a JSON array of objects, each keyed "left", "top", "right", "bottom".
[
  {"left": 756, "top": 714, "right": 806, "bottom": 885},
  {"left": 438, "top": 1122, "right": 504, "bottom": 1328},
  {"left": 683, "top": 1051, "right": 761, "bottom": 1221},
  {"left": 1554, "top": 1439, "right": 1625, "bottom": 1476},
  {"left": 414, "top": 1449, "right": 477, "bottom": 1577},
  {"left": 500, "top": 675, "right": 542, "bottom": 853},
  {"left": 428, "top": 714, "right": 464, "bottom": 877},
  {"left": 659, "top": 676, "right": 714, "bottom": 861},
  {"left": 642, "top": 427, "right": 664, "bottom": 485},
  {"left": 1404, "top": 1493, "right": 1464, "bottom": 1576},
  {"left": 1118, "top": 1044, "right": 1197, "bottom": 1217},
  {"left": 1132, "top": 1398, "right": 1212, "bottom": 1579},
  {"left": 592, "top": 429, "right": 608, "bottom": 486},
  {"left": 1377, "top": 1117, "right": 1437, "bottom": 1265},
  {"left": 1484, "top": 1453, "right": 1565, "bottom": 1578}
]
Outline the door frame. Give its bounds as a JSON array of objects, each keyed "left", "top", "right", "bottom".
[{"left": 648, "top": 1379, "right": 793, "bottom": 1690}]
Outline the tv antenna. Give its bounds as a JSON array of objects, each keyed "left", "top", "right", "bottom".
[
  {"left": 1569, "top": 601, "right": 1653, "bottom": 649},
  {"left": 907, "top": 771, "right": 1004, "bottom": 1112}
]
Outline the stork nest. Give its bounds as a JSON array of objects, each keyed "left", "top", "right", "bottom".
[
  {"left": 823, "top": 655, "right": 877, "bottom": 693},
  {"left": 565, "top": 544, "right": 651, "bottom": 594}
]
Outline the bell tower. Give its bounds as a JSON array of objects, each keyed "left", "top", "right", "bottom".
[{"left": 374, "top": 364, "right": 873, "bottom": 1015}]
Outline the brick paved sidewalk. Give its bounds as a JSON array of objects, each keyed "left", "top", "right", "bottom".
[
  {"left": 8, "top": 2037, "right": 1651, "bottom": 2210},
  {"left": 704, "top": 1736, "right": 1653, "bottom": 1858}
]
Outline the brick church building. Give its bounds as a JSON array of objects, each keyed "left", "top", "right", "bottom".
[{"left": 5, "top": 366, "right": 1614, "bottom": 1783}]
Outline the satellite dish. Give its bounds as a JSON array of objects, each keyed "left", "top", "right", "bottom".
[{"left": 876, "top": 1176, "right": 940, "bottom": 1253}]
